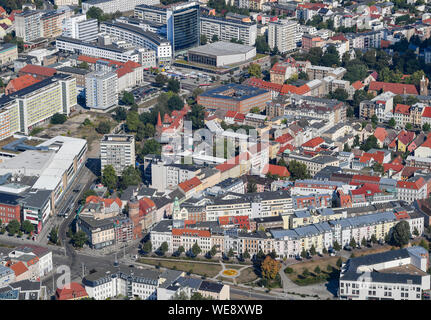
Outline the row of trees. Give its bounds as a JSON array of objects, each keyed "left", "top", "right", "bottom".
[
  {"left": 102, "top": 165, "right": 142, "bottom": 191},
  {"left": 0, "top": 219, "right": 34, "bottom": 236}
]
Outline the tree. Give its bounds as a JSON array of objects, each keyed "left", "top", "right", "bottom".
[
  {"left": 288, "top": 160, "right": 311, "bottom": 181},
  {"left": 72, "top": 230, "right": 88, "bottom": 248},
  {"left": 6, "top": 219, "right": 20, "bottom": 235},
  {"left": 419, "top": 239, "right": 429, "bottom": 251},
  {"left": 200, "top": 34, "right": 207, "bottom": 45},
  {"left": 371, "top": 114, "right": 378, "bottom": 125},
  {"left": 361, "top": 135, "right": 379, "bottom": 152},
  {"left": 336, "top": 257, "right": 343, "bottom": 268},
  {"left": 21, "top": 220, "right": 34, "bottom": 234},
  {"left": 49, "top": 227, "right": 59, "bottom": 245},
  {"left": 78, "top": 61, "right": 89, "bottom": 69},
  {"left": 51, "top": 113, "right": 67, "bottom": 124},
  {"left": 314, "top": 266, "right": 321, "bottom": 274},
  {"left": 300, "top": 248, "right": 307, "bottom": 258},
  {"left": 302, "top": 268, "right": 310, "bottom": 277},
  {"left": 167, "top": 78, "right": 180, "bottom": 93},
  {"left": 160, "top": 241, "right": 169, "bottom": 254},
  {"left": 247, "top": 181, "right": 257, "bottom": 193},
  {"left": 413, "top": 227, "right": 419, "bottom": 237},
  {"left": 372, "top": 162, "right": 384, "bottom": 174},
  {"left": 211, "top": 34, "right": 219, "bottom": 42},
  {"left": 349, "top": 237, "right": 357, "bottom": 248},
  {"left": 141, "top": 139, "right": 161, "bottom": 157},
  {"left": 167, "top": 95, "right": 184, "bottom": 110},
  {"left": 177, "top": 245, "right": 185, "bottom": 255},
  {"left": 119, "top": 166, "right": 141, "bottom": 188},
  {"left": 261, "top": 256, "right": 281, "bottom": 280},
  {"left": 210, "top": 245, "right": 217, "bottom": 257},
  {"left": 309, "top": 244, "right": 316, "bottom": 256},
  {"left": 333, "top": 240, "right": 341, "bottom": 251},
  {"left": 192, "top": 242, "right": 201, "bottom": 256},
  {"left": 96, "top": 121, "right": 111, "bottom": 134},
  {"left": 86, "top": 7, "right": 104, "bottom": 20},
  {"left": 243, "top": 249, "right": 250, "bottom": 259},
  {"left": 248, "top": 64, "right": 262, "bottom": 78},
  {"left": 423, "top": 123, "right": 431, "bottom": 132},
  {"left": 155, "top": 74, "right": 168, "bottom": 87},
  {"left": 121, "top": 91, "right": 135, "bottom": 105},
  {"left": 102, "top": 165, "right": 118, "bottom": 190},
  {"left": 255, "top": 35, "right": 269, "bottom": 54},
  {"left": 126, "top": 111, "right": 140, "bottom": 132},
  {"left": 189, "top": 104, "right": 205, "bottom": 130},
  {"left": 328, "top": 88, "right": 348, "bottom": 101},
  {"left": 391, "top": 220, "right": 411, "bottom": 247},
  {"left": 227, "top": 248, "right": 234, "bottom": 257},
  {"left": 113, "top": 107, "right": 127, "bottom": 121},
  {"left": 298, "top": 71, "right": 308, "bottom": 80},
  {"left": 370, "top": 234, "right": 378, "bottom": 244},
  {"left": 142, "top": 240, "right": 152, "bottom": 253},
  {"left": 361, "top": 237, "right": 367, "bottom": 247},
  {"left": 388, "top": 117, "right": 396, "bottom": 128}
]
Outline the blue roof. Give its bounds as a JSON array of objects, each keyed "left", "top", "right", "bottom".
[{"left": 198, "top": 83, "right": 269, "bottom": 101}]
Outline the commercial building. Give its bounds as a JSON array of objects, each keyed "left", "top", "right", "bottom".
[
  {"left": 0, "top": 74, "right": 77, "bottom": 140},
  {"left": 15, "top": 11, "right": 42, "bottom": 42},
  {"left": 199, "top": 14, "right": 257, "bottom": 46},
  {"left": 134, "top": 2, "right": 200, "bottom": 54},
  {"left": 85, "top": 70, "right": 118, "bottom": 110},
  {"left": 82, "top": 0, "right": 160, "bottom": 14},
  {"left": 62, "top": 14, "right": 98, "bottom": 42},
  {"left": 268, "top": 19, "right": 297, "bottom": 53},
  {"left": 99, "top": 21, "right": 171, "bottom": 62},
  {"left": 197, "top": 83, "right": 271, "bottom": 113},
  {"left": 100, "top": 134, "right": 136, "bottom": 175},
  {"left": 0, "top": 43, "right": 18, "bottom": 66},
  {"left": 339, "top": 246, "right": 430, "bottom": 300},
  {"left": 187, "top": 41, "right": 256, "bottom": 67},
  {"left": 0, "top": 193, "right": 21, "bottom": 225}
]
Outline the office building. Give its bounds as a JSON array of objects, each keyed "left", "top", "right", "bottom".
[
  {"left": 199, "top": 14, "right": 257, "bottom": 46},
  {"left": 82, "top": 0, "right": 160, "bottom": 14},
  {"left": 85, "top": 70, "right": 118, "bottom": 110},
  {"left": 197, "top": 83, "right": 271, "bottom": 113},
  {"left": 62, "top": 14, "right": 99, "bottom": 42},
  {"left": 0, "top": 43, "right": 18, "bottom": 66},
  {"left": 0, "top": 74, "right": 77, "bottom": 140},
  {"left": 187, "top": 41, "right": 256, "bottom": 67},
  {"left": 134, "top": 2, "right": 200, "bottom": 54},
  {"left": 100, "top": 21, "right": 171, "bottom": 62},
  {"left": 100, "top": 134, "right": 136, "bottom": 175},
  {"left": 15, "top": 11, "right": 42, "bottom": 42},
  {"left": 268, "top": 19, "right": 297, "bottom": 53}
]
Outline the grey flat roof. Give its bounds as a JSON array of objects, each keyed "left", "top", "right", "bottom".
[{"left": 188, "top": 41, "right": 255, "bottom": 57}]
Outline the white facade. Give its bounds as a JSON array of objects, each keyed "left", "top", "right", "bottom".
[
  {"left": 82, "top": 0, "right": 160, "bottom": 14},
  {"left": 100, "top": 134, "right": 136, "bottom": 175},
  {"left": 62, "top": 14, "right": 99, "bottom": 42},
  {"left": 85, "top": 71, "right": 118, "bottom": 110},
  {"left": 268, "top": 20, "right": 297, "bottom": 53},
  {"left": 200, "top": 16, "right": 257, "bottom": 46},
  {"left": 15, "top": 11, "right": 42, "bottom": 42}
]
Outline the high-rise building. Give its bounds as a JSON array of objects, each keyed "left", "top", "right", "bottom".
[
  {"left": 62, "top": 14, "right": 99, "bottom": 42},
  {"left": 199, "top": 14, "right": 257, "bottom": 46},
  {"left": 100, "top": 134, "right": 136, "bottom": 175},
  {"left": 82, "top": 0, "right": 160, "bottom": 14},
  {"left": 134, "top": 2, "right": 200, "bottom": 54},
  {"left": 15, "top": 11, "right": 42, "bottom": 42},
  {"left": 41, "top": 10, "right": 67, "bottom": 39},
  {"left": 54, "top": 0, "right": 79, "bottom": 6},
  {"left": 268, "top": 19, "right": 297, "bottom": 53},
  {"left": 85, "top": 71, "right": 118, "bottom": 110}
]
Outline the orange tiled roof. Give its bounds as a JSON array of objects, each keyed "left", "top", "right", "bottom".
[
  {"left": 369, "top": 81, "right": 418, "bottom": 95},
  {"left": 422, "top": 107, "right": 431, "bottom": 118},
  {"left": 374, "top": 127, "right": 387, "bottom": 142},
  {"left": 7, "top": 74, "right": 40, "bottom": 93},
  {"left": 397, "top": 177, "right": 425, "bottom": 190},
  {"left": 394, "top": 104, "right": 410, "bottom": 115},
  {"left": 172, "top": 228, "right": 210, "bottom": 237},
  {"left": 56, "top": 282, "right": 88, "bottom": 300},
  {"left": 178, "top": 177, "right": 202, "bottom": 193},
  {"left": 262, "top": 164, "right": 290, "bottom": 177},
  {"left": 302, "top": 137, "right": 324, "bottom": 148},
  {"left": 352, "top": 80, "right": 364, "bottom": 90},
  {"left": 19, "top": 64, "right": 56, "bottom": 77},
  {"left": 10, "top": 261, "right": 28, "bottom": 276}
]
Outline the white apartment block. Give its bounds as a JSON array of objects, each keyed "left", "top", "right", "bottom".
[
  {"left": 82, "top": 0, "right": 160, "bottom": 14},
  {"left": 150, "top": 162, "right": 201, "bottom": 192},
  {"left": 55, "top": 0, "right": 79, "bottom": 6},
  {"left": 15, "top": 11, "right": 42, "bottom": 42},
  {"left": 268, "top": 19, "right": 297, "bottom": 53},
  {"left": 200, "top": 15, "right": 257, "bottom": 46},
  {"left": 85, "top": 70, "right": 118, "bottom": 110},
  {"left": 100, "top": 134, "right": 136, "bottom": 175},
  {"left": 62, "top": 14, "right": 99, "bottom": 42}
]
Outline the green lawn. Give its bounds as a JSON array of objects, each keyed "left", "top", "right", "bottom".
[{"left": 138, "top": 258, "right": 222, "bottom": 278}]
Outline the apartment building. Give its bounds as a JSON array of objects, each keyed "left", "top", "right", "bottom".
[
  {"left": 268, "top": 19, "right": 297, "bottom": 53},
  {"left": 291, "top": 179, "right": 344, "bottom": 196},
  {"left": 0, "top": 43, "right": 18, "bottom": 66},
  {"left": 15, "top": 11, "right": 42, "bottom": 42},
  {"left": 199, "top": 14, "right": 257, "bottom": 46},
  {"left": 150, "top": 161, "right": 202, "bottom": 192},
  {"left": 0, "top": 74, "right": 76, "bottom": 139},
  {"left": 339, "top": 246, "right": 430, "bottom": 300},
  {"left": 85, "top": 70, "right": 118, "bottom": 110},
  {"left": 62, "top": 14, "right": 98, "bottom": 42},
  {"left": 396, "top": 177, "right": 427, "bottom": 204},
  {"left": 100, "top": 134, "right": 136, "bottom": 176},
  {"left": 286, "top": 153, "right": 340, "bottom": 177},
  {"left": 41, "top": 10, "right": 66, "bottom": 39}
]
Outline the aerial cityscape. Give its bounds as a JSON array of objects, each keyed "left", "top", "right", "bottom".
[{"left": 0, "top": 0, "right": 430, "bottom": 304}]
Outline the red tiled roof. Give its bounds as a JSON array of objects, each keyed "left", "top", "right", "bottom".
[
  {"left": 234, "top": 113, "right": 245, "bottom": 121},
  {"left": 262, "top": 164, "right": 290, "bottom": 177},
  {"left": 359, "top": 151, "right": 384, "bottom": 164},
  {"left": 397, "top": 177, "right": 425, "bottom": 190},
  {"left": 172, "top": 228, "right": 210, "bottom": 237},
  {"left": 352, "top": 174, "right": 381, "bottom": 184},
  {"left": 6, "top": 75, "right": 40, "bottom": 93},
  {"left": 280, "top": 84, "right": 310, "bottom": 95},
  {"left": 330, "top": 34, "right": 348, "bottom": 42},
  {"left": 394, "top": 104, "right": 410, "bottom": 115},
  {"left": 383, "top": 163, "right": 404, "bottom": 173},
  {"left": 10, "top": 261, "right": 28, "bottom": 276},
  {"left": 351, "top": 183, "right": 382, "bottom": 196},
  {"left": 19, "top": 64, "right": 56, "bottom": 77},
  {"left": 275, "top": 133, "right": 294, "bottom": 144},
  {"left": 86, "top": 196, "right": 122, "bottom": 209},
  {"left": 397, "top": 130, "right": 415, "bottom": 146},
  {"left": 422, "top": 107, "right": 431, "bottom": 118},
  {"left": 419, "top": 137, "right": 431, "bottom": 149},
  {"left": 352, "top": 80, "right": 364, "bottom": 90},
  {"left": 302, "top": 137, "right": 324, "bottom": 148},
  {"left": 401, "top": 166, "right": 423, "bottom": 179},
  {"left": 56, "top": 282, "right": 88, "bottom": 300},
  {"left": 225, "top": 110, "right": 237, "bottom": 118},
  {"left": 0, "top": 6, "right": 6, "bottom": 13},
  {"left": 216, "top": 152, "right": 250, "bottom": 172},
  {"left": 270, "top": 62, "right": 288, "bottom": 74},
  {"left": 178, "top": 177, "right": 202, "bottom": 193},
  {"left": 369, "top": 81, "right": 418, "bottom": 95},
  {"left": 374, "top": 127, "right": 387, "bottom": 142},
  {"left": 244, "top": 77, "right": 283, "bottom": 92}
]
